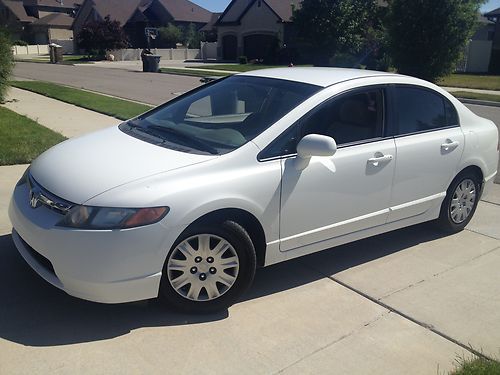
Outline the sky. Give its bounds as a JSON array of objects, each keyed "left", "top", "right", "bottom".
[
  {"left": 190, "top": 0, "right": 500, "bottom": 13},
  {"left": 190, "top": 0, "right": 230, "bottom": 13}
]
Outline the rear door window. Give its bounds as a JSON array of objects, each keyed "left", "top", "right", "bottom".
[{"left": 393, "top": 86, "right": 458, "bottom": 136}]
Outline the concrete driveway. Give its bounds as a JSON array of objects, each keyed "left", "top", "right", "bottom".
[
  {"left": 3, "top": 65, "right": 500, "bottom": 372},
  {"left": 0, "top": 164, "right": 499, "bottom": 374}
]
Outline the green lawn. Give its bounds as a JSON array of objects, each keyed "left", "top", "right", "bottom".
[
  {"left": 11, "top": 81, "right": 153, "bottom": 120},
  {"left": 0, "top": 107, "right": 66, "bottom": 165},
  {"left": 451, "top": 91, "right": 500, "bottom": 103},
  {"left": 160, "top": 64, "right": 312, "bottom": 78},
  {"left": 189, "top": 64, "right": 312, "bottom": 72},
  {"left": 438, "top": 74, "right": 500, "bottom": 91},
  {"left": 160, "top": 67, "right": 231, "bottom": 77},
  {"left": 450, "top": 357, "right": 500, "bottom": 375},
  {"left": 15, "top": 55, "right": 92, "bottom": 64}
]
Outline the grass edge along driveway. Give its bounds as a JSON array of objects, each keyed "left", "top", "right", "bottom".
[
  {"left": 10, "top": 81, "right": 153, "bottom": 121},
  {"left": 438, "top": 74, "right": 500, "bottom": 91},
  {"left": 0, "top": 106, "right": 66, "bottom": 166}
]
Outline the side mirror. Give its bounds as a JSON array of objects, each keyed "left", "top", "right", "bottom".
[{"left": 295, "top": 134, "right": 337, "bottom": 169}]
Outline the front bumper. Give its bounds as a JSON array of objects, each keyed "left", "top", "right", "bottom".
[{"left": 8, "top": 183, "right": 177, "bottom": 304}]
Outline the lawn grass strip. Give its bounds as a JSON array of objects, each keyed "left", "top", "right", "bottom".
[
  {"left": 10, "top": 81, "right": 153, "bottom": 120},
  {"left": 0, "top": 106, "right": 66, "bottom": 165}
]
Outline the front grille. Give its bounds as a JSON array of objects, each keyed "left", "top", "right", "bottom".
[
  {"left": 27, "top": 174, "right": 74, "bottom": 215},
  {"left": 19, "top": 235, "right": 56, "bottom": 276}
]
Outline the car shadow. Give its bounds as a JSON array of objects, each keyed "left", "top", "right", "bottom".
[{"left": 0, "top": 223, "right": 449, "bottom": 347}]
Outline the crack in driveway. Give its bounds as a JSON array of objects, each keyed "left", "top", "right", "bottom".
[
  {"left": 378, "top": 245, "right": 500, "bottom": 300},
  {"left": 315, "top": 271, "right": 496, "bottom": 362},
  {"left": 274, "top": 311, "right": 391, "bottom": 374}
]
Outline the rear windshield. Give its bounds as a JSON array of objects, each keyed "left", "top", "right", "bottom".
[{"left": 120, "top": 75, "right": 321, "bottom": 155}]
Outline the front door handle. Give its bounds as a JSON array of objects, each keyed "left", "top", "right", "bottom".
[
  {"left": 441, "top": 140, "right": 460, "bottom": 152},
  {"left": 367, "top": 154, "right": 393, "bottom": 166}
]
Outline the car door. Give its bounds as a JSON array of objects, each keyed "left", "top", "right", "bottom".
[
  {"left": 387, "top": 85, "right": 464, "bottom": 222},
  {"left": 276, "top": 87, "right": 397, "bottom": 252}
]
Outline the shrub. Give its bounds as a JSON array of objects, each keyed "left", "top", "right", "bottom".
[
  {"left": 292, "top": 0, "right": 377, "bottom": 66},
  {"left": 386, "top": 0, "right": 482, "bottom": 82},
  {"left": 158, "top": 23, "right": 183, "bottom": 48},
  {"left": 76, "top": 16, "right": 128, "bottom": 59},
  {"left": 13, "top": 40, "right": 28, "bottom": 46},
  {"left": 238, "top": 56, "right": 248, "bottom": 64},
  {"left": 0, "top": 28, "right": 14, "bottom": 103},
  {"left": 184, "top": 23, "right": 201, "bottom": 49}
]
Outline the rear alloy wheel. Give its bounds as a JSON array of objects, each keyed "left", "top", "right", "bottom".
[
  {"left": 160, "top": 221, "right": 256, "bottom": 313},
  {"left": 449, "top": 179, "right": 477, "bottom": 224},
  {"left": 437, "top": 172, "right": 481, "bottom": 233}
]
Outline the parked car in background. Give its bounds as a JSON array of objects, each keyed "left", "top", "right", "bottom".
[{"left": 9, "top": 68, "right": 499, "bottom": 313}]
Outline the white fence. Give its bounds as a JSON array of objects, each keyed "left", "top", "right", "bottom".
[
  {"left": 200, "top": 42, "right": 218, "bottom": 60},
  {"left": 110, "top": 48, "right": 201, "bottom": 61},
  {"left": 12, "top": 42, "right": 75, "bottom": 55},
  {"left": 51, "top": 39, "right": 75, "bottom": 54},
  {"left": 11, "top": 44, "right": 49, "bottom": 55}
]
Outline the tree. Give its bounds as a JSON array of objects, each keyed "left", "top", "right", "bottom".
[
  {"left": 184, "top": 23, "right": 201, "bottom": 49},
  {"left": 386, "top": 0, "right": 484, "bottom": 82},
  {"left": 0, "top": 27, "right": 13, "bottom": 103},
  {"left": 76, "top": 16, "right": 128, "bottom": 58},
  {"left": 292, "top": 0, "right": 377, "bottom": 65},
  {"left": 158, "top": 23, "right": 183, "bottom": 48}
]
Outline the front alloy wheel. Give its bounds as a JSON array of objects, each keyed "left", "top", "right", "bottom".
[{"left": 160, "top": 221, "right": 256, "bottom": 313}]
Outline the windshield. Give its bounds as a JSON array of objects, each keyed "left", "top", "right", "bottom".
[{"left": 119, "top": 75, "right": 321, "bottom": 155}]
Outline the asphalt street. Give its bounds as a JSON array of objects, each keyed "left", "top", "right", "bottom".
[{"left": 13, "top": 62, "right": 202, "bottom": 105}]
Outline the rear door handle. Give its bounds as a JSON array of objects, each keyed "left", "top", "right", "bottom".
[
  {"left": 441, "top": 140, "right": 459, "bottom": 151},
  {"left": 368, "top": 154, "right": 393, "bottom": 166}
]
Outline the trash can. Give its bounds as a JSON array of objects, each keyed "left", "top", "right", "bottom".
[
  {"left": 49, "top": 43, "right": 63, "bottom": 64},
  {"left": 142, "top": 54, "right": 161, "bottom": 72}
]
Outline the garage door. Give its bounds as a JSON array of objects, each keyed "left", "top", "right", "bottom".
[
  {"left": 222, "top": 35, "right": 237, "bottom": 61},
  {"left": 243, "top": 34, "right": 277, "bottom": 60}
]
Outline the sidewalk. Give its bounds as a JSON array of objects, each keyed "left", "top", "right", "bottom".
[
  {"left": 1, "top": 87, "right": 120, "bottom": 138},
  {"left": 443, "top": 86, "right": 500, "bottom": 96}
]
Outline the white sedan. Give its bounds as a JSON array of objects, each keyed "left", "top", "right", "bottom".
[{"left": 9, "top": 68, "right": 499, "bottom": 313}]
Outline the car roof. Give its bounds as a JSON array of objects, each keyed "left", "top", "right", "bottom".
[{"left": 240, "top": 67, "right": 400, "bottom": 87}]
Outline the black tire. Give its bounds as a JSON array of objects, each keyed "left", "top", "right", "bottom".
[
  {"left": 436, "top": 171, "right": 481, "bottom": 233},
  {"left": 159, "top": 220, "right": 256, "bottom": 313}
]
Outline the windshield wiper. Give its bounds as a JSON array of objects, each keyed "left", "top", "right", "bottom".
[
  {"left": 147, "top": 125, "right": 218, "bottom": 155},
  {"left": 124, "top": 120, "right": 165, "bottom": 141}
]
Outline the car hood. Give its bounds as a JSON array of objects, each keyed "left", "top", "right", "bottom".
[{"left": 30, "top": 126, "right": 217, "bottom": 204}]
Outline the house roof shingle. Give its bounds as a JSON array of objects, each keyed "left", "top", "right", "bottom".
[
  {"left": 485, "top": 7, "right": 500, "bottom": 18},
  {"left": 89, "top": 0, "right": 145, "bottom": 25},
  {"left": 218, "top": 0, "right": 387, "bottom": 25},
  {"left": 83, "top": 0, "right": 210, "bottom": 26},
  {"left": 32, "top": 12, "right": 74, "bottom": 27},
  {"left": 200, "top": 11, "right": 220, "bottom": 31},
  {"left": 1, "top": 0, "right": 36, "bottom": 22},
  {"left": 264, "top": 0, "right": 300, "bottom": 22},
  {"left": 157, "top": 0, "right": 211, "bottom": 23},
  {"left": 23, "top": 0, "right": 83, "bottom": 8}
]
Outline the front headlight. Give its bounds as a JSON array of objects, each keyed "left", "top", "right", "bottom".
[{"left": 57, "top": 205, "right": 169, "bottom": 230}]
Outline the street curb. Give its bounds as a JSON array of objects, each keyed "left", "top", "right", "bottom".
[{"left": 457, "top": 98, "right": 500, "bottom": 108}]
